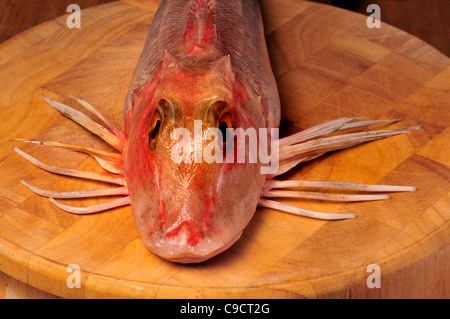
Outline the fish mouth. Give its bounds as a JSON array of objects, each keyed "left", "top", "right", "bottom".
[
  {"left": 165, "top": 217, "right": 206, "bottom": 247},
  {"left": 143, "top": 229, "right": 243, "bottom": 264}
]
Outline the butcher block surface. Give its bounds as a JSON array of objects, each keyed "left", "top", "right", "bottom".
[{"left": 0, "top": 0, "right": 449, "bottom": 298}]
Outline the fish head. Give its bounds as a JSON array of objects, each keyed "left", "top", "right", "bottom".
[{"left": 124, "top": 53, "right": 267, "bottom": 263}]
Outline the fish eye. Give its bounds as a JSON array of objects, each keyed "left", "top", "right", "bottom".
[
  {"left": 148, "top": 110, "right": 162, "bottom": 149},
  {"left": 218, "top": 112, "right": 232, "bottom": 151}
]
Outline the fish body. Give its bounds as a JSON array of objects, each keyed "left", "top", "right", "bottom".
[
  {"left": 124, "top": 0, "right": 280, "bottom": 262},
  {"left": 12, "top": 0, "right": 418, "bottom": 264}
]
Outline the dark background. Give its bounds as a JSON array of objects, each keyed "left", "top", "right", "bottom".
[{"left": 0, "top": 0, "right": 449, "bottom": 57}]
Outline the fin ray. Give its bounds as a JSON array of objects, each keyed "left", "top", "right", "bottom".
[
  {"left": 49, "top": 196, "right": 131, "bottom": 214},
  {"left": 41, "top": 96, "right": 125, "bottom": 151},
  {"left": 258, "top": 198, "right": 356, "bottom": 220},
  {"left": 14, "top": 147, "right": 125, "bottom": 185},
  {"left": 21, "top": 180, "right": 128, "bottom": 198}
]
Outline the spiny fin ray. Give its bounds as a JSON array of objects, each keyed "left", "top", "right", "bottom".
[
  {"left": 261, "top": 117, "right": 419, "bottom": 220},
  {"left": 49, "top": 196, "right": 131, "bottom": 215},
  {"left": 14, "top": 147, "right": 125, "bottom": 185},
  {"left": 41, "top": 95, "right": 125, "bottom": 152},
  {"left": 21, "top": 180, "right": 128, "bottom": 198},
  {"left": 258, "top": 198, "right": 356, "bottom": 220},
  {"left": 9, "top": 139, "right": 123, "bottom": 174}
]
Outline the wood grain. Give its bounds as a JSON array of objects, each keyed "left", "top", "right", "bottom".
[{"left": 0, "top": 0, "right": 449, "bottom": 298}]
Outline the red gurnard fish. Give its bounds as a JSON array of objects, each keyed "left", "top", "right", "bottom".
[{"left": 12, "top": 0, "right": 418, "bottom": 263}]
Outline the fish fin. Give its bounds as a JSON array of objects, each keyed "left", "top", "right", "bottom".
[
  {"left": 68, "top": 95, "right": 125, "bottom": 139},
  {"left": 11, "top": 96, "right": 129, "bottom": 214},
  {"left": 258, "top": 198, "right": 356, "bottom": 220},
  {"left": 272, "top": 119, "right": 420, "bottom": 179},
  {"left": 278, "top": 123, "right": 420, "bottom": 169},
  {"left": 261, "top": 190, "right": 390, "bottom": 202},
  {"left": 41, "top": 95, "right": 126, "bottom": 152},
  {"left": 260, "top": 118, "right": 418, "bottom": 220},
  {"left": 264, "top": 179, "right": 416, "bottom": 193},
  {"left": 259, "top": 178, "right": 415, "bottom": 218},
  {"left": 14, "top": 147, "right": 125, "bottom": 185},
  {"left": 20, "top": 180, "right": 128, "bottom": 199},
  {"left": 278, "top": 117, "right": 402, "bottom": 147},
  {"left": 9, "top": 139, "right": 123, "bottom": 174},
  {"left": 49, "top": 196, "right": 131, "bottom": 215}
]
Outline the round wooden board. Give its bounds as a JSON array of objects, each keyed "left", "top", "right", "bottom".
[{"left": 0, "top": 0, "right": 449, "bottom": 299}]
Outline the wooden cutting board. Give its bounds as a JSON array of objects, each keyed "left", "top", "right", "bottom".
[{"left": 0, "top": 0, "right": 449, "bottom": 298}]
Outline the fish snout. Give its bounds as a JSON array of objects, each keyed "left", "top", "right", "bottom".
[
  {"left": 165, "top": 218, "right": 205, "bottom": 246},
  {"left": 139, "top": 195, "right": 243, "bottom": 263},
  {"left": 141, "top": 201, "right": 242, "bottom": 263},
  {"left": 159, "top": 196, "right": 214, "bottom": 247}
]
